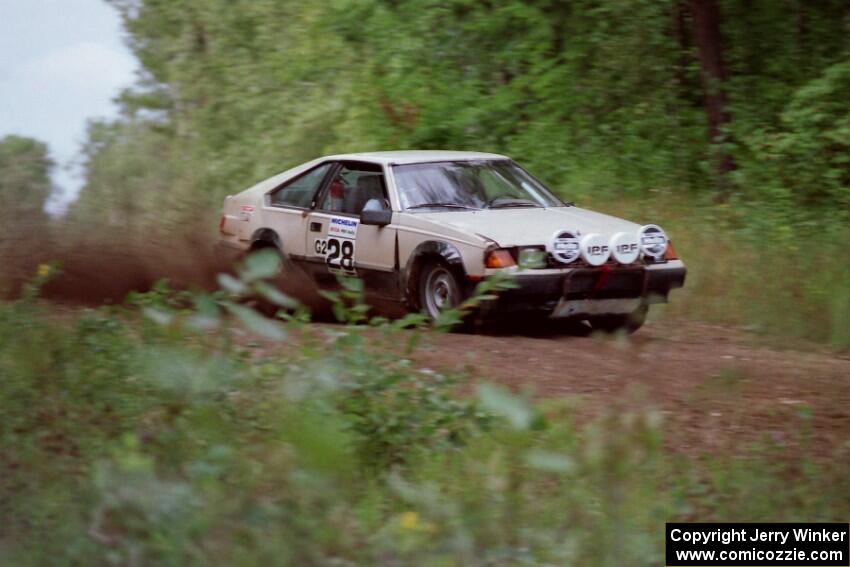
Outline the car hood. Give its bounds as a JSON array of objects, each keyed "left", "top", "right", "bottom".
[{"left": 413, "top": 206, "right": 642, "bottom": 247}]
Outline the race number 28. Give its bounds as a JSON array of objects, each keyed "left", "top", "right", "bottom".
[{"left": 316, "top": 237, "right": 355, "bottom": 274}]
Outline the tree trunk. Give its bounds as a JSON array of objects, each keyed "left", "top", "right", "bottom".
[
  {"left": 796, "top": 0, "right": 808, "bottom": 77},
  {"left": 690, "top": 0, "right": 734, "bottom": 177}
]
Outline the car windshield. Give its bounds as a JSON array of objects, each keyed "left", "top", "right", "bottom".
[{"left": 393, "top": 160, "right": 564, "bottom": 211}]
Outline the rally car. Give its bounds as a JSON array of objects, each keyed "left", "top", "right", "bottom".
[{"left": 217, "top": 151, "right": 685, "bottom": 332}]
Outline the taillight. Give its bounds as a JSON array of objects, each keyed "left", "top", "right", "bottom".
[
  {"left": 665, "top": 240, "right": 678, "bottom": 260},
  {"left": 485, "top": 249, "right": 516, "bottom": 269}
]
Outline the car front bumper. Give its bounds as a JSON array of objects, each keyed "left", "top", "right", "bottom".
[{"left": 484, "top": 260, "right": 686, "bottom": 318}]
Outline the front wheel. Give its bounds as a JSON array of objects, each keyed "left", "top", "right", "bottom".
[
  {"left": 419, "top": 262, "right": 464, "bottom": 321},
  {"left": 587, "top": 303, "right": 648, "bottom": 334}
]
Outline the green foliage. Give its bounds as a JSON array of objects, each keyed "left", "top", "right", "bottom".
[
  {"left": 335, "top": 0, "right": 707, "bottom": 194},
  {"left": 2, "top": 264, "right": 850, "bottom": 564},
  {"left": 68, "top": 119, "right": 179, "bottom": 230},
  {"left": 66, "top": 0, "right": 848, "bottom": 224},
  {"left": 0, "top": 135, "right": 53, "bottom": 293},
  {"left": 591, "top": 195, "right": 850, "bottom": 347},
  {"left": 0, "top": 135, "right": 52, "bottom": 214},
  {"left": 302, "top": 263, "right": 523, "bottom": 467},
  {"left": 5, "top": 3, "right": 850, "bottom": 559},
  {"left": 3, "top": 303, "right": 848, "bottom": 564},
  {"left": 738, "top": 59, "right": 850, "bottom": 219}
]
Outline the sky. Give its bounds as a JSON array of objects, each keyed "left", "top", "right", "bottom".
[{"left": 0, "top": 0, "right": 138, "bottom": 214}]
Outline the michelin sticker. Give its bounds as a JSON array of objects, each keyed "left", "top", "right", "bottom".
[
  {"left": 315, "top": 215, "right": 358, "bottom": 275},
  {"left": 328, "top": 216, "right": 358, "bottom": 239}
]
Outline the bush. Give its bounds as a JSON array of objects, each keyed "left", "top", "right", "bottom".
[
  {"left": 2, "top": 253, "right": 849, "bottom": 565},
  {"left": 737, "top": 59, "right": 850, "bottom": 223}
]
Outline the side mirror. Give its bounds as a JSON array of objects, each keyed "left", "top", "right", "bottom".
[
  {"left": 361, "top": 208, "right": 392, "bottom": 227},
  {"left": 360, "top": 198, "right": 392, "bottom": 227}
]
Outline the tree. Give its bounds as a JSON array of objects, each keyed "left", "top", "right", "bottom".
[
  {"left": 690, "top": 0, "right": 734, "bottom": 178},
  {"left": 71, "top": 0, "right": 849, "bottom": 226},
  {"left": 0, "top": 135, "right": 52, "bottom": 219},
  {"left": 0, "top": 135, "right": 53, "bottom": 292}
]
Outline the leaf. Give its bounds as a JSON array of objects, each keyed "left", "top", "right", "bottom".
[
  {"left": 192, "top": 293, "right": 220, "bottom": 317},
  {"left": 476, "top": 383, "right": 531, "bottom": 430},
  {"left": 432, "top": 309, "right": 463, "bottom": 331},
  {"left": 143, "top": 307, "right": 173, "bottom": 326},
  {"left": 253, "top": 281, "right": 298, "bottom": 309},
  {"left": 340, "top": 276, "right": 363, "bottom": 294},
  {"left": 217, "top": 273, "right": 248, "bottom": 296},
  {"left": 318, "top": 290, "right": 340, "bottom": 303},
  {"left": 331, "top": 302, "right": 347, "bottom": 323},
  {"left": 240, "top": 249, "right": 281, "bottom": 282},
  {"left": 223, "top": 302, "right": 287, "bottom": 341},
  {"left": 393, "top": 313, "right": 428, "bottom": 329}
]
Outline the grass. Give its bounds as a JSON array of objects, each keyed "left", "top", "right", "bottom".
[
  {"left": 575, "top": 195, "right": 850, "bottom": 348},
  {"left": 1, "top": 265, "right": 849, "bottom": 566}
]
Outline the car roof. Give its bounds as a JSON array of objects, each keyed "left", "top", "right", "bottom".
[{"left": 322, "top": 150, "right": 509, "bottom": 165}]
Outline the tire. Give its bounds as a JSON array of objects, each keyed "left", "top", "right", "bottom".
[
  {"left": 418, "top": 261, "right": 464, "bottom": 321},
  {"left": 587, "top": 303, "right": 648, "bottom": 334}
]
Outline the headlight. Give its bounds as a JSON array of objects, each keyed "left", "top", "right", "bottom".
[
  {"left": 548, "top": 230, "right": 580, "bottom": 264},
  {"left": 638, "top": 224, "right": 668, "bottom": 259},
  {"left": 518, "top": 247, "right": 547, "bottom": 268}
]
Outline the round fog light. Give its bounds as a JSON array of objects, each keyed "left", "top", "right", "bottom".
[
  {"left": 579, "top": 233, "right": 611, "bottom": 266},
  {"left": 610, "top": 231, "right": 640, "bottom": 264},
  {"left": 639, "top": 224, "right": 668, "bottom": 259},
  {"left": 548, "top": 230, "right": 580, "bottom": 264}
]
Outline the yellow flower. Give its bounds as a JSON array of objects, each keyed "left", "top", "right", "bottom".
[
  {"left": 37, "top": 264, "right": 51, "bottom": 278},
  {"left": 398, "top": 511, "right": 419, "bottom": 531}
]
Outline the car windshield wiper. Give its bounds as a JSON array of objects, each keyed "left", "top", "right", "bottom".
[
  {"left": 488, "top": 199, "right": 541, "bottom": 209},
  {"left": 405, "top": 203, "right": 480, "bottom": 210}
]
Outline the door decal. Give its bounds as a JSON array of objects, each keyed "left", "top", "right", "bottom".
[
  {"left": 315, "top": 215, "right": 358, "bottom": 275},
  {"left": 327, "top": 216, "right": 358, "bottom": 239}
]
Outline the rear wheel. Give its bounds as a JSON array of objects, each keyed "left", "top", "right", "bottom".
[
  {"left": 587, "top": 303, "right": 648, "bottom": 334},
  {"left": 419, "top": 262, "right": 463, "bottom": 321}
]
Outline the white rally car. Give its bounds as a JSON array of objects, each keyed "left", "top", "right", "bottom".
[{"left": 217, "top": 151, "right": 685, "bottom": 332}]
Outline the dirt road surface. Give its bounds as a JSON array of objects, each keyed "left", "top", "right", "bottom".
[{"left": 386, "top": 320, "right": 850, "bottom": 458}]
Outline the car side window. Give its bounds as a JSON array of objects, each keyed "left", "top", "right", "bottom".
[
  {"left": 317, "top": 162, "right": 387, "bottom": 216},
  {"left": 269, "top": 163, "right": 333, "bottom": 208}
]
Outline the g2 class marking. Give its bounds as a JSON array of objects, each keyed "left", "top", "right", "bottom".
[{"left": 314, "top": 237, "right": 356, "bottom": 275}]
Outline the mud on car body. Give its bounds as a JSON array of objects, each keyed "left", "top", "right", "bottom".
[{"left": 217, "top": 151, "right": 685, "bottom": 332}]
